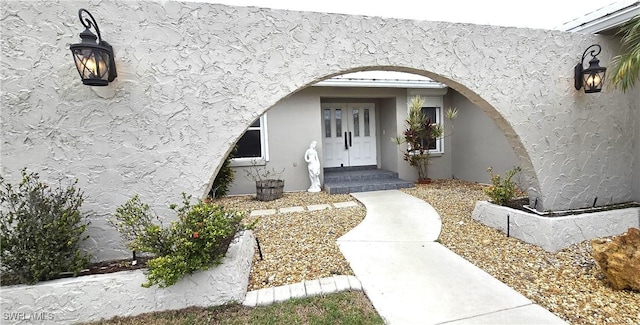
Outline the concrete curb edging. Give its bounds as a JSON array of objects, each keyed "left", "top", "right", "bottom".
[
  {"left": 472, "top": 201, "right": 640, "bottom": 251},
  {"left": 242, "top": 275, "right": 362, "bottom": 307},
  {"left": 0, "top": 231, "right": 255, "bottom": 325}
]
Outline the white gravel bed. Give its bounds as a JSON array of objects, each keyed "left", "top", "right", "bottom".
[{"left": 214, "top": 181, "right": 639, "bottom": 324}]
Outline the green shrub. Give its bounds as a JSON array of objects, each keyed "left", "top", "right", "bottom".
[
  {"left": 0, "top": 169, "right": 91, "bottom": 284},
  {"left": 109, "top": 194, "right": 173, "bottom": 256},
  {"left": 110, "top": 193, "right": 247, "bottom": 288},
  {"left": 210, "top": 147, "right": 236, "bottom": 199},
  {"left": 484, "top": 166, "right": 522, "bottom": 206}
]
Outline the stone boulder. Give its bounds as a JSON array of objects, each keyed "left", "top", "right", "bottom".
[{"left": 591, "top": 227, "right": 640, "bottom": 291}]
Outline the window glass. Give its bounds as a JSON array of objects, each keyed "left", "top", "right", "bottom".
[
  {"left": 353, "top": 109, "right": 359, "bottom": 137},
  {"left": 422, "top": 107, "right": 437, "bottom": 124},
  {"left": 364, "top": 109, "right": 370, "bottom": 137},
  {"left": 324, "top": 109, "right": 331, "bottom": 138},
  {"left": 420, "top": 107, "right": 438, "bottom": 150},
  {"left": 235, "top": 130, "right": 262, "bottom": 158},
  {"left": 234, "top": 115, "right": 267, "bottom": 160},
  {"left": 336, "top": 109, "right": 342, "bottom": 137}
]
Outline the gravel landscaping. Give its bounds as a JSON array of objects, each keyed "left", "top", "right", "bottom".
[
  {"left": 214, "top": 192, "right": 364, "bottom": 291},
  {"left": 214, "top": 180, "right": 639, "bottom": 324}
]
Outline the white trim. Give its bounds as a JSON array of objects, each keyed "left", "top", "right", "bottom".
[
  {"left": 560, "top": 0, "right": 639, "bottom": 33},
  {"left": 262, "top": 114, "right": 270, "bottom": 162},
  {"left": 315, "top": 71, "right": 449, "bottom": 89},
  {"left": 315, "top": 78, "right": 448, "bottom": 89}
]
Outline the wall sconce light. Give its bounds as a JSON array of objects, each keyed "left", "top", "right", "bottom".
[
  {"left": 574, "top": 44, "right": 606, "bottom": 93},
  {"left": 69, "top": 9, "right": 117, "bottom": 86}
]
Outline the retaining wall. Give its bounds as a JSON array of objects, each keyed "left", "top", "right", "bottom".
[
  {"left": 0, "top": 231, "right": 255, "bottom": 325},
  {"left": 471, "top": 202, "right": 640, "bottom": 251}
]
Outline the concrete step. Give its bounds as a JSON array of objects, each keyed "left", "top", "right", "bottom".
[
  {"left": 324, "top": 169, "right": 400, "bottom": 183},
  {"left": 324, "top": 178, "right": 414, "bottom": 194}
]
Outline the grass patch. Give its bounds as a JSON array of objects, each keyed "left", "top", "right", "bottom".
[{"left": 84, "top": 291, "right": 383, "bottom": 325}]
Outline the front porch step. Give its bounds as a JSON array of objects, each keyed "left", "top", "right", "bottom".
[
  {"left": 323, "top": 168, "right": 414, "bottom": 194},
  {"left": 324, "top": 169, "right": 400, "bottom": 183}
]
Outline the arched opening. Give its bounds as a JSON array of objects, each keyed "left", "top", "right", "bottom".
[{"left": 206, "top": 66, "right": 539, "bottom": 199}]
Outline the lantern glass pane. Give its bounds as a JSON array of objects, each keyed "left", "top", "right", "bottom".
[
  {"left": 583, "top": 69, "right": 605, "bottom": 93},
  {"left": 72, "top": 48, "right": 109, "bottom": 82}
]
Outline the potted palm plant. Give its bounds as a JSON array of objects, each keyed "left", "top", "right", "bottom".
[{"left": 394, "top": 95, "right": 457, "bottom": 183}]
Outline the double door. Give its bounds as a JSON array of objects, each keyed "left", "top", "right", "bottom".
[{"left": 321, "top": 103, "right": 376, "bottom": 168}]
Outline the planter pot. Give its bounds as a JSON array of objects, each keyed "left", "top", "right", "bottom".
[{"left": 256, "top": 179, "right": 284, "bottom": 201}]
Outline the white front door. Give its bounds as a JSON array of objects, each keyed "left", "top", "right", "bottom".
[{"left": 321, "top": 103, "right": 377, "bottom": 168}]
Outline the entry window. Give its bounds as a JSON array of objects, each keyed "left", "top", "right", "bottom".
[
  {"left": 352, "top": 109, "right": 360, "bottom": 137},
  {"left": 364, "top": 109, "right": 370, "bottom": 136},
  {"left": 420, "top": 107, "right": 442, "bottom": 153},
  {"left": 233, "top": 114, "right": 269, "bottom": 162},
  {"left": 335, "top": 109, "right": 342, "bottom": 137},
  {"left": 324, "top": 109, "right": 331, "bottom": 138}
]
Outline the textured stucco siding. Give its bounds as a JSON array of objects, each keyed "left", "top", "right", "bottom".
[
  {"left": 1, "top": 0, "right": 637, "bottom": 260},
  {"left": 0, "top": 231, "right": 254, "bottom": 325}
]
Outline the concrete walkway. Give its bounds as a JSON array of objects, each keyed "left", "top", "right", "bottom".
[{"left": 337, "top": 190, "right": 567, "bottom": 325}]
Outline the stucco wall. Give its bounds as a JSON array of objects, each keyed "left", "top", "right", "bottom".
[
  {"left": 450, "top": 91, "right": 521, "bottom": 185},
  {"left": 227, "top": 89, "right": 322, "bottom": 195},
  {"left": 1, "top": 0, "right": 636, "bottom": 260},
  {"left": 379, "top": 97, "right": 399, "bottom": 172}
]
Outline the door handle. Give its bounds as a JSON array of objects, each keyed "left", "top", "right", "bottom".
[
  {"left": 344, "top": 132, "right": 348, "bottom": 150},
  {"left": 349, "top": 131, "right": 352, "bottom": 147}
]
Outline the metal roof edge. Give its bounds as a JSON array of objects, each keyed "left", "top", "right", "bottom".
[
  {"left": 313, "top": 79, "right": 448, "bottom": 89},
  {"left": 561, "top": 0, "right": 639, "bottom": 33}
]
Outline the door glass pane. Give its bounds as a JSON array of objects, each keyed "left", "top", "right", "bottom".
[
  {"left": 336, "top": 109, "right": 342, "bottom": 137},
  {"left": 353, "top": 109, "right": 360, "bottom": 137},
  {"left": 324, "top": 109, "right": 331, "bottom": 138},
  {"left": 364, "top": 109, "right": 370, "bottom": 137}
]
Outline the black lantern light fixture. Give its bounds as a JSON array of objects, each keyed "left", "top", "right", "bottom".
[
  {"left": 69, "top": 9, "right": 117, "bottom": 86},
  {"left": 574, "top": 44, "right": 606, "bottom": 93}
]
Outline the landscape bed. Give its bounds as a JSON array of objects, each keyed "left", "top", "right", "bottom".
[
  {"left": 472, "top": 200, "right": 640, "bottom": 251},
  {"left": 0, "top": 231, "right": 255, "bottom": 325}
]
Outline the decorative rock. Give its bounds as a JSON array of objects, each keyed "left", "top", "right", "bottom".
[{"left": 591, "top": 227, "right": 640, "bottom": 291}]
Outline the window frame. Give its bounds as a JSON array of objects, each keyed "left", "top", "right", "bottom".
[
  {"left": 420, "top": 106, "right": 443, "bottom": 154},
  {"left": 406, "top": 92, "right": 445, "bottom": 155},
  {"left": 231, "top": 114, "right": 269, "bottom": 166}
]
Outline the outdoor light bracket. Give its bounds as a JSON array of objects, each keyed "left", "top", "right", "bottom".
[
  {"left": 574, "top": 44, "right": 606, "bottom": 93},
  {"left": 70, "top": 8, "right": 117, "bottom": 86}
]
